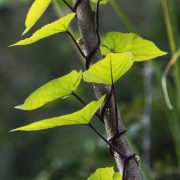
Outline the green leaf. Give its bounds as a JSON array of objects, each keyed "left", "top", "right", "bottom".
[
  {"left": 101, "top": 32, "right": 167, "bottom": 61},
  {"left": 88, "top": 167, "right": 114, "bottom": 180},
  {"left": 87, "top": 167, "right": 122, "bottom": 180},
  {"left": 83, "top": 52, "right": 133, "bottom": 85},
  {"left": 11, "top": 95, "right": 105, "bottom": 132},
  {"left": 11, "top": 13, "right": 75, "bottom": 46},
  {"left": 15, "top": 70, "right": 82, "bottom": 111},
  {"left": 113, "top": 172, "right": 122, "bottom": 180},
  {"left": 22, "top": 0, "right": 52, "bottom": 35},
  {"left": 91, "top": 0, "right": 109, "bottom": 4}
]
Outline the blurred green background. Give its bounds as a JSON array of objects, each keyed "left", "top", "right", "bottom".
[{"left": 0, "top": 0, "right": 180, "bottom": 179}]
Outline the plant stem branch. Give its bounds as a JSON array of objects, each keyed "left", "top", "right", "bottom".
[
  {"left": 89, "top": 123, "right": 123, "bottom": 158},
  {"left": 62, "top": 0, "right": 74, "bottom": 11},
  {"left": 66, "top": 30, "right": 86, "bottom": 59}
]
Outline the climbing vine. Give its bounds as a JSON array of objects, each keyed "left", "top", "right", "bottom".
[{"left": 10, "top": 0, "right": 166, "bottom": 179}]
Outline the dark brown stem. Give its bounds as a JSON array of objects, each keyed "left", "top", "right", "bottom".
[
  {"left": 62, "top": 0, "right": 74, "bottom": 11},
  {"left": 89, "top": 123, "right": 123, "bottom": 158},
  {"left": 96, "top": 0, "right": 101, "bottom": 44},
  {"left": 66, "top": 31, "right": 86, "bottom": 59}
]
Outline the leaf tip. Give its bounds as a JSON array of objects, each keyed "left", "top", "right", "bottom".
[
  {"left": 163, "top": 51, "right": 168, "bottom": 55},
  {"left": 9, "top": 43, "right": 16, "bottom": 47},
  {"left": 22, "top": 28, "right": 29, "bottom": 36},
  {"left": 9, "top": 129, "right": 18, "bottom": 132},
  {"left": 14, "top": 104, "right": 24, "bottom": 110}
]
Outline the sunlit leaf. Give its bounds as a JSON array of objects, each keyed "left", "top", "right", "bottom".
[
  {"left": 83, "top": 52, "right": 133, "bottom": 85},
  {"left": 11, "top": 95, "right": 105, "bottom": 131},
  {"left": 101, "top": 32, "right": 167, "bottom": 61},
  {"left": 22, "top": 0, "right": 52, "bottom": 35},
  {"left": 113, "top": 172, "right": 122, "bottom": 180},
  {"left": 88, "top": 167, "right": 114, "bottom": 180},
  {"left": 15, "top": 70, "right": 82, "bottom": 111},
  {"left": 87, "top": 167, "right": 121, "bottom": 180},
  {"left": 91, "top": 0, "right": 109, "bottom": 4},
  {"left": 11, "top": 13, "right": 75, "bottom": 46}
]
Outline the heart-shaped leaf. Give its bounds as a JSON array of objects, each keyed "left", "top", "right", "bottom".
[
  {"left": 101, "top": 32, "right": 167, "bottom": 61},
  {"left": 11, "top": 95, "right": 105, "bottom": 132},
  {"left": 15, "top": 70, "right": 82, "bottom": 110},
  {"left": 22, "top": 0, "right": 52, "bottom": 35},
  {"left": 83, "top": 52, "right": 133, "bottom": 85},
  {"left": 11, "top": 13, "right": 75, "bottom": 46}
]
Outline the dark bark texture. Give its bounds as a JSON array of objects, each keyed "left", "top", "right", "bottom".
[{"left": 72, "top": 0, "right": 141, "bottom": 179}]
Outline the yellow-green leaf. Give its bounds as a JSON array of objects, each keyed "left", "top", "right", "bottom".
[
  {"left": 15, "top": 70, "right": 82, "bottom": 110},
  {"left": 87, "top": 167, "right": 121, "bottom": 180},
  {"left": 88, "top": 167, "right": 114, "bottom": 180},
  {"left": 113, "top": 172, "right": 122, "bottom": 180},
  {"left": 101, "top": 32, "right": 167, "bottom": 61},
  {"left": 11, "top": 95, "right": 105, "bottom": 132},
  {"left": 11, "top": 13, "right": 75, "bottom": 46},
  {"left": 91, "top": 0, "right": 109, "bottom": 5},
  {"left": 83, "top": 52, "right": 133, "bottom": 85},
  {"left": 22, "top": 0, "right": 52, "bottom": 35}
]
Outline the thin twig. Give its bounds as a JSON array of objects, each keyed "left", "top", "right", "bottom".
[
  {"left": 72, "top": 92, "right": 86, "bottom": 105},
  {"left": 96, "top": 0, "right": 101, "bottom": 44},
  {"left": 62, "top": 0, "right": 74, "bottom": 11},
  {"left": 66, "top": 31, "right": 86, "bottom": 59},
  {"left": 109, "top": 57, "right": 119, "bottom": 132},
  {"left": 89, "top": 123, "right": 124, "bottom": 158}
]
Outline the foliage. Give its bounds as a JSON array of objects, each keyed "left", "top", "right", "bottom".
[
  {"left": 15, "top": 70, "right": 82, "bottom": 110},
  {"left": 22, "top": 0, "right": 51, "bottom": 35},
  {"left": 101, "top": 32, "right": 166, "bottom": 61},
  {"left": 11, "top": 95, "right": 105, "bottom": 131},
  {"left": 87, "top": 167, "right": 121, "bottom": 180},
  {"left": 11, "top": 13, "right": 75, "bottom": 46}
]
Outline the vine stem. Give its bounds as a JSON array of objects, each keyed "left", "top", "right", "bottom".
[
  {"left": 62, "top": 0, "right": 74, "bottom": 11},
  {"left": 66, "top": 30, "right": 86, "bottom": 59},
  {"left": 72, "top": 92, "right": 86, "bottom": 105},
  {"left": 89, "top": 123, "right": 123, "bottom": 159},
  {"left": 96, "top": 0, "right": 101, "bottom": 44},
  {"left": 110, "top": 58, "right": 119, "bottom": 133}
]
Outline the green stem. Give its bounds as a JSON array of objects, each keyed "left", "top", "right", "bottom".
[
  {"left": 161, "top": 0, "right": 180, "bottom": 167},
  {"left": 109, "top": 0, "right": 136, "bottom": 33},
  {"left": 161, "top": 0, "right": 180, "bottom": 110}
]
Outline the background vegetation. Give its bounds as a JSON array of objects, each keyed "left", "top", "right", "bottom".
[{"left": 0, "top": 0, "right": 180, "bottom": 179}]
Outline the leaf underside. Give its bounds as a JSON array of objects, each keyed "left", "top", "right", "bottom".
[
  {"left": 101, "top": 32, "right": 167, "bottom": 61},
  {"left": 16, "top": 70, "right": 82, "bottom": 111},
  {"left": 22, "top": 0, "right": 52, "bottom": 35},
  {"left": 83, "top": 52, "right": 134, "bottom": 85},
  {"left": 11, "top": 95, "right": 105, "bottom": 132},
  {"left": 87, "top": 167, "right": 122, "bottom": 180},
  {"left": 11, "top": 13, "right": 75, "bottom": 46}
]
